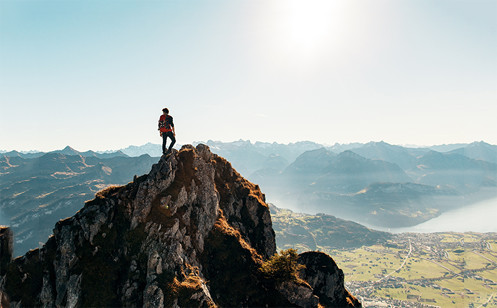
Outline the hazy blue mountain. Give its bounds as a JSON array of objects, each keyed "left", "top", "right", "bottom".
[
  {"left": 283, "top": 148, "right": 336, "bottom": 177},
  {"left": 3, "top": 141, "right": 497, "bottom": 249},
  {"left": 250, "top": 148, "right": 334, "bottom": 191},
  {"left": 197, "top": 140, "right": 323, "bottom": 176},
  {"left": 246, "top": 154, "right": 288, "bottom": 189},
  {"left": 120, "top": 142, "right": 162, "bottom": 157},
  {"left": 53, "top": 146, "right": 128, "bottom": 159},
  {"left": 1, "top": 150, "right": 31, "bottom": 158},
  {"left": 203, "top": 139, "right": 323, "bottom": 161},
  {"left": 326, "top": 142, "right": 365, "bottom": 153},
  {"left": 0, "top": 153, "right": 156, "bottom": 256},
  {"left": 314, "top": 151, "right": 412, "bottom": 193},
  {"left": 118, "top": 140, "right": 321, "bottom": 162},
  {"left": 1, "top": 151, "right": 44, "bottom": 159},
  {"left": 412, "top": 151, "right": 497, "bottom": 191},
  {"left": 449, "top": 141, "right": 497, "bottom": 164},
  {"left": 416, "top": 150, "right": 490, "bottom": 170},
  {"left": 254, "top": 145, "right": 497, "bottom": 228},
  {"left": 114, "top": 140, "right": 495, "bottom": 176},
  {"left": 328, "top": 141, "right": 497, "bottom": 163},
  {"left": 250, "top": 140, "right": 324, "bottom": 162},
  {"left": 427, "top": 143, "right": 469, "bottom": 152},
  {"left": 281, "top": 149, "right": 411, "bottom": 194},
  {"left": 1, "top": 149, "right": 55, "bottom": 158},
  {"left": 1, "top": 146, "right": 127, "bottom": 159},
  {"left": 248, "top": 154, "right": 289, "bottom": 181},
  {"left": 85, "top": 150, "right": 128, "bottom": 159},
  {"left": 348, "top": 141, "right": 420, "bottom": 170},
  {"left": 260, "top": 154, "right": 289, "bottom": 171},
  {"left": 2, "top": 151, "right": 21, "bottom": 158},
  {"left": 203, "top": 140, "right": 269, "bottom": 176}
]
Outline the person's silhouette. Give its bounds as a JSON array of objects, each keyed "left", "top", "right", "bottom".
[{"left": 158, "top": 108, "right": 176, "bottom": 155}]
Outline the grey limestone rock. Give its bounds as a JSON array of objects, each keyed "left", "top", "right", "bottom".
[
  {"left": 0, "top": 145, "right": 359, "bottom": 307},
  {"left": 299, "top": 251, "right": 361, "bottom": 307}
]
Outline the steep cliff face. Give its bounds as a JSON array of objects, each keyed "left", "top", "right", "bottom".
[
  {"left": 299, "top": 252, "right": 361, "bottom": 307},
  {"left": 0, "top": 144, "right": 360, "bottom": 307},
  {"left": 0, "top": 227, "right": 12, "bottom": 276}
]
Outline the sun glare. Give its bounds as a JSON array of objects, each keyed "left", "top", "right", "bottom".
[
  {"left": 286, "top": 0, "right": 343, "bottom": 54},
  {"left": 259, "top": 0, "right": 350, "bottom": 67}
]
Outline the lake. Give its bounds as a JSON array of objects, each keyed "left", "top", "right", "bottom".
[{"left": 375, "top": 197, "right": 497, "bottom": 233}]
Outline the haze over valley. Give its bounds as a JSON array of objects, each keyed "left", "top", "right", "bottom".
[
  {"left": 91, "top": 140, "right": 497, "bottom": 228},
  {"left": 1, "top": 140, "right": 496, "bottom": 256}
]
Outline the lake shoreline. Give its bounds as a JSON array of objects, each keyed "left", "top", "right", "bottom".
[{"left": 362, "top": 197, "right": 497, "bottom": 234}]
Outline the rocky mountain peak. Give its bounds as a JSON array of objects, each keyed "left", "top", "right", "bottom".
[
  {"left": 56, "top": 146, "right": 80, "bottom": 156},
  {"left": 0, "top": 144, "right": 359, "bottom": 307}
]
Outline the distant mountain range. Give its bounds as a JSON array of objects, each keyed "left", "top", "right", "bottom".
[
  {"left": 448, "top": 141, "right": 497, "bottom": 164},
  {"left": 1, "top": 146, "right": 128, "bottom": 159},
  {"left": 2, "top": 140, "right": 496, "bottom": 254},
  {"left": 281, "top": 149, "right": 411, "bottom": 193},
  {"left": 249, "top": 141, "right": 497, "bottom": 227},
  {"left": 0, "top": 152, "right": 157, "bottom": 255},
  {"left": 3, "top": 140, "right": 494, "bottom": 164},
  {"left": 169, "top": 140, "right": 495, "bottom": 227}
]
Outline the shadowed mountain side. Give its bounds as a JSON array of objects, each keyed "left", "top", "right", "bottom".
[
  {"left": 270, "top": 205, "right": 391, "bottom": 251},
  {"left": 0, "top": 145, "right": 360, "bottom": 307},
  {"left": 0, "top": 153, "right": 158, "bottom": 256}
]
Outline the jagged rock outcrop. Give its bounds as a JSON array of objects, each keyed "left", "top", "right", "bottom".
[
  {"left": 0, "top": 144, "right": 360, "bottom": 307},
  {"left": 0, "top": 226, "right": 13, "bottom": 307},
  {"left": 0, "top": 227, "right": 12, "bottom": 276},
  {"left": 299, "top": 252, "right": 361, "bottom": 307}
]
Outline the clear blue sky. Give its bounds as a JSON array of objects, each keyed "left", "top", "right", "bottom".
[{"left": 1, "top": 0, "right": 496, "bottom": 151}]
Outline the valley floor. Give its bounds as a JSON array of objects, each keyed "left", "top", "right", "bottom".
[{"left": 326, "top": 233, "right": 497, "bottom": 308}]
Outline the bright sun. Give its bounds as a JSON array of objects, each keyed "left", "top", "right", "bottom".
[
  {"left": 285, "top": 0, "right": 345, "bottom": 55},
  {"left": 258, "top": 0, "right": 351, "bottom": 66}
]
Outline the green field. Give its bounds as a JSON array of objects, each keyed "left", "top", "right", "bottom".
[
  {"left": 313, "top": 233, "right": 497, "bottom": 307},
  {"left": 272, "top": 208, "right": 497, "bottom": 307}
]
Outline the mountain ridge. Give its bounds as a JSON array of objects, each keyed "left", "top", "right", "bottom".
[
  {"left": 0, "top": 144, "right": 360, "bottom": 307},
  {"left": 2, "top": 140, "right": 497, "bottom": 242},
  {"left": 0, "top": 153, "right": 158, "bottom": 255}
]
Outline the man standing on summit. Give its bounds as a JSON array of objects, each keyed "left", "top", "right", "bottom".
[{"left": 158, "top": 108, "right": 176, "bottom": 155}]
